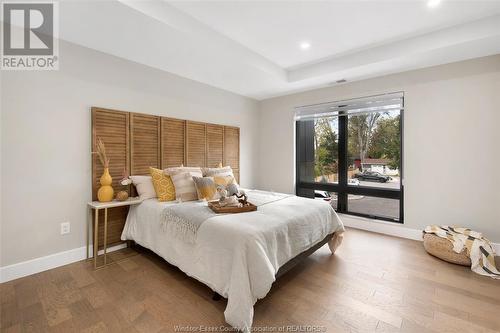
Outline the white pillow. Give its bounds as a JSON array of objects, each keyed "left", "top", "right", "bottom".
[
  {"left": 202, "top": 166, "right": 231, "bottom": 176},
  {"left": 130, "top": 175, "right": 156, "bottom": 200},
  {"left": 164, "top": 166, "right": 202, "bottom": 176},
  {"left": 204, "top": 166, "right": 238, "bottom": 185},
  {"left": 170, "top": 171, "right": 202, "bottom": 202}
]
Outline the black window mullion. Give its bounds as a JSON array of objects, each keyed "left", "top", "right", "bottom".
[
  {"left": 298, "top": 182, "right": 400, "bottom": 199},
  {"left": 399, "top": 105, "right": 405, "bottom": 223},
  {"left": 337, "top": 111, "right": 348, "bottom": 212}
]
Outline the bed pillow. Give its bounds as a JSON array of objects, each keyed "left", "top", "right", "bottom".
[
  {"left": 202, "top": 165, "right": 230, "bottom": 176},
  {"left": 213, "top": 175, "right": 235, "bottom": 187},
  {"left": 129, "top": 175, "right": 156, "bottom": 200},
  {"left": 149, "top": 167, "right": 175, "bottom": 201},
  {"left": 170, "top": 171, "right": 202, "bottom": 202},
  {"left": 204, "top": 166, "right": 238, "bottom": 185},
  {"left": 164, "top": 166, "right": 203, "bottom": 176},
  {"left": 192, "top": 176, "right": 219, "bottom": 201}
]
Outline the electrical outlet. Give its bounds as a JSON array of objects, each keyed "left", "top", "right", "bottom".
[{"left": 60, "top": 222, "right": 70, "bottom": 235}]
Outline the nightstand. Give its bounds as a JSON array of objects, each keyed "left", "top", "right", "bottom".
[{"left": 87, "top": 197, "right": 142, "bottom": 269}]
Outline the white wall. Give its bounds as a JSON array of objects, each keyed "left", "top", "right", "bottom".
[
  {"left": 258, "top": 55, "right": 500, "bottom": 242},
  {"left": 0, "top": 40, "right": 259, "bottom": 267}
]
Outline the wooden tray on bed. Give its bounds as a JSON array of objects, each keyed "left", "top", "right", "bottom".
[{"left": 208, "top": 201, "right": 257, "bottom": 214}]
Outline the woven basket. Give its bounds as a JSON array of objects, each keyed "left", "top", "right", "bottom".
[{"left": 423, "top": 233, "right": 471, "bottom": 266}]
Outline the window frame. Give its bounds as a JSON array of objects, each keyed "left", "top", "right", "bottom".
[{"left": 295, "top": 97, "right": 404, "bottom": 223}]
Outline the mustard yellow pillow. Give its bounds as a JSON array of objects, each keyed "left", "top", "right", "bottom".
[
  {"left": 214, "top": 175, "right": 234, "bottom": 187},
  {"left": 149, "top": 167, "right": 175, "bottom": 201}
]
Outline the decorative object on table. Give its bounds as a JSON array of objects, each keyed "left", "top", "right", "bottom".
[
  {"left": 120, "top": 168, "right": 132, "bottom": 186},
  {"left": 423, "top": 225, "right": 500, "bottom": 279},
  {"left": 214, "top": 185, "right": 252, "bottom": 212},
  {"left": 217, "top": 186, "right": 227, "bottom": 202},
  {"left": 116, "top": 190, "right": 129, "bottom": 201},
  {"left": 216, "top": 186, "right": 241, "bottom": 207},
  {"left": 226, "top": 183, "right": 239, "bottom": 196},
  {"left": 216, "top": 186, "right": 228, "bottom": 200},
  {"left": 219, "top": 195, "right": 240, "bottom": 207},
  {"left": 116, "top": 168, "right": 131, "bottom": 201},
  {"left": 235, "top": 191, "right": 248, "bottom": 205},
  {"left": 93, "top": 137, "right": 114, "bottom": 202}
]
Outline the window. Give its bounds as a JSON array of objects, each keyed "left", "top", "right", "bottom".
[{"left": 295, "top": 92, "right": 403, "bottom": 222}]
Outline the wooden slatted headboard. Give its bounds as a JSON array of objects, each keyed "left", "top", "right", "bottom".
[{"left": 91, "top": 107, "right": 240, "bottom": 247}]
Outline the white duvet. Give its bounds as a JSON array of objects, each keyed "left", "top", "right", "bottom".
[{"left": 121, "top": 191, "right": 344, "bottom": 331}]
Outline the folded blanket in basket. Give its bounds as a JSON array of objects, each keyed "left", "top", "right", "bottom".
[{"left": 424, "top": 225, "right": 500, "bottom": 279}]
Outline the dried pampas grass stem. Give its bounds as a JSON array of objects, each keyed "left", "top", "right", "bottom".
[{"left": 92, "top": 137, "right": 110, "bottom": 168}]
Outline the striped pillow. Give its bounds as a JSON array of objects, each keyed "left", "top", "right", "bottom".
[
  {"left": 204, "top": 166, "right": 238, "bottom": 185},
  {"left": 164, "top": 166, "right": 202, "bottom": 176},
  {"left": 202, "top": 165, "right": 231, "bottom": 176},
  {"left": 170, "top": 171, "right": 203, "bottom": 202}
]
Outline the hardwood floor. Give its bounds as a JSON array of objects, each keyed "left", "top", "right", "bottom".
[{"left": 2, "top": 228, "right": 500, "bottom": 333}]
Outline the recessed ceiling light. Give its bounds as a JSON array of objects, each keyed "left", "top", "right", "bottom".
[
  {"left": 300, "top": 42, "right": 311, "bottom": 50},
  {"left": 427, "top": 0, "right": 441, "bottom": 8}
]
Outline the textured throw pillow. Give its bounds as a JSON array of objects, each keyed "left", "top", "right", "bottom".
[
  {"left": 130, "top": 175, "right": 156, "bottom": 200},
  {"left": 170, "top": 171, "right": 202, "bottom": 202},
  {"left": 192, "top": 176, "right": 219, "bottom": 201},
  {"left": 149, "top": 167, "right": 175, "bottom": 201},
  {"left": 164, "top": 166, "right": 203, "bottom": 176},
  {"left": 202, "top": 165, "right": 231, "bottom": 176},
  {"left": 204, "top": 166, "right": 238, "bottom": 185},
  {"left": 213, "top": 175, "right": 235, "bottom": 187}
]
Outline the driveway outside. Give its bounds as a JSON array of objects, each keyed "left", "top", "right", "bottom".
[{"left": 331, "top": 176, "right": 401, "bottom": 219}]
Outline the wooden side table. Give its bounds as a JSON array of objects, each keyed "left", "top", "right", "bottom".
[{"left": 87, "top": 197, "right": 142, "bottom": 269}]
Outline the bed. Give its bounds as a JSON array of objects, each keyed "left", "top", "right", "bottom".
[{"left": 121, "top": 189, "right": 344, "bottom": 331}]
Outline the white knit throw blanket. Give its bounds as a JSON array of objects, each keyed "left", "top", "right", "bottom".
[
  {"left": 161, "top": 191, "right": 290, "bottom": 244},
  {"left": 424, "top": 225, "right": 500, "bottom": 279}
]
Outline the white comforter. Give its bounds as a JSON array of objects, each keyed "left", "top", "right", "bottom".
[{"left": 121, "top": 191, "right": 344, "bottom": 331}]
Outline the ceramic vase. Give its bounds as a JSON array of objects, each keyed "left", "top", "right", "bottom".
[{"left": 97, "top": 168, "right": 114, "bottom": 202}]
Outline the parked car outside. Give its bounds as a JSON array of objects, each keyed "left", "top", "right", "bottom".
[
  {"left": 348, "top": 178, "right": 360, "bottom": 186},
  {"left": 353, "top": 171, "right": 391, "bottom": 182},
  {"left": 314, "top": 190, "right": 331, "bottom": 201}
]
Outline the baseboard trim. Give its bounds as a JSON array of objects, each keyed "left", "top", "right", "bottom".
[
  {"left": 339, "top": 213, "right": 500, "bottom": 254},
  {"left": 0, "top": 243, "right": 127, "bottom": 283},
  {"left": 339, "top": 214, "right": 422, "bottom": 241}
]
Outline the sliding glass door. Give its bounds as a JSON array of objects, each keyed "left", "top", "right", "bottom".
[{"left": 295, "top": 92, "right": 404, "bottom": 223}]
